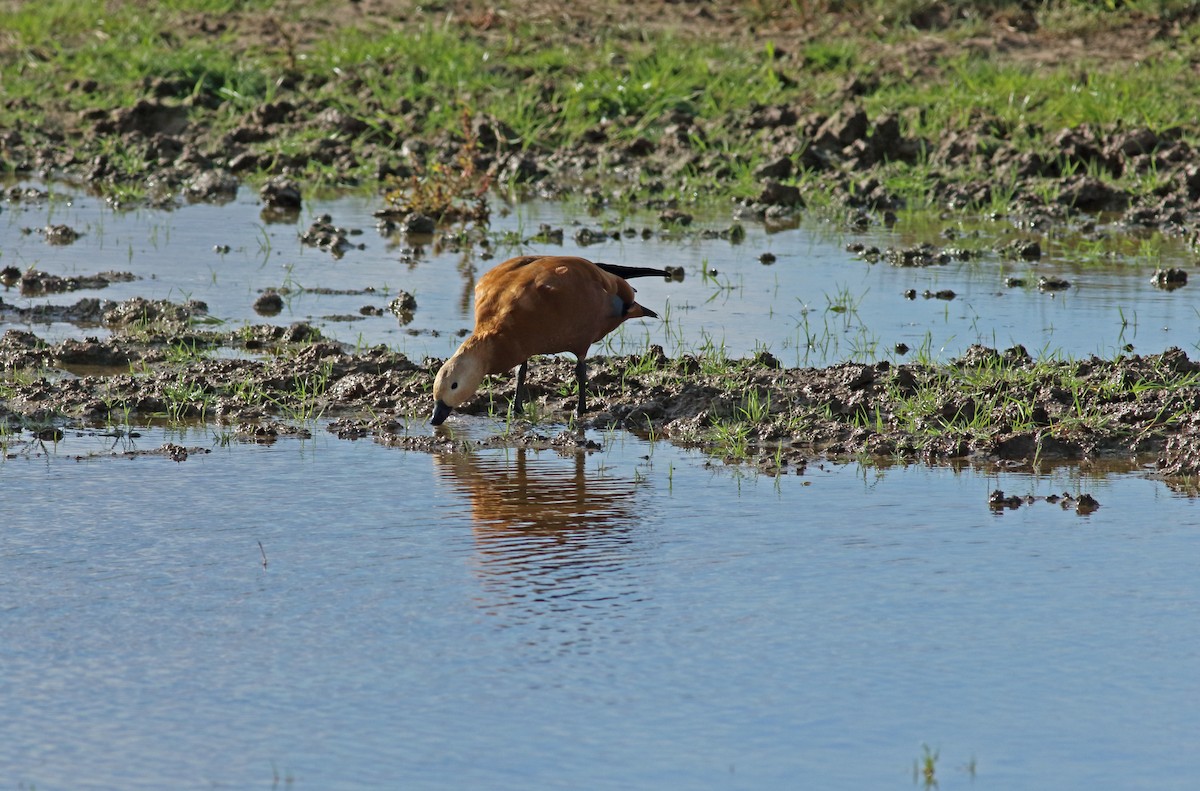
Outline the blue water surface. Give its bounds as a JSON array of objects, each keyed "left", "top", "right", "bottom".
[
  {"left": 2, "top": 426, "right": 1198, "bottom": 790},
  {"left": 3, "top": 182, "right": 1196, "bottom": 366}
]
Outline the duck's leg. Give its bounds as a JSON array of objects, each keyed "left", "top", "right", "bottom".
[
  {"left": 513, "top": 360, "right": 528, "bottom": 415},
  {"left": 575, "top": 357, "right": 588, "bottom": 418}
]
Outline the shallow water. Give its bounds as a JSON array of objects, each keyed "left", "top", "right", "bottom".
[
  {"left": 4, "top": 185, "right": 1200, "bottom": 788},
  {"left": 3, "top": 426, "right": 1199, "bottom": 789},
  {"left": 2, "top": 181, "right": 1196, "bottom": 366}
]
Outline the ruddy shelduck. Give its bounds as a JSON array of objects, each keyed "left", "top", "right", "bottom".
[{"left": 431, "top": 255, "right": 668, "bottom": 425}]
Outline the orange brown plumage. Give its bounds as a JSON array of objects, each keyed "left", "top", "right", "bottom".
[{"left": 431, "top": 255, "right": 667, "bottom": 425}]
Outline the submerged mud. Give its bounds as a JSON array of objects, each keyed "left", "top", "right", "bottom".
[{"left": 3, "top": 303, "right": 1200, "bottom": 479}]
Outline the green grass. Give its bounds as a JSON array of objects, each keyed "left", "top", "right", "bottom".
[
  {"left": 4, "top": 1, "right": 1200, "bottom": 203},
  {"left": 884, "top": 53, "right": 1192, "bottom": 138},
  {"left": 162, "top": 372, "right": 214, "bottom": 423},
  {"left": 915, "top": 743, "right": 939, "bottom": 789},
  {"left": 263, "top": 358, "right": 333, "bottom": 422},
  {"left": 710, "top": 416, "right": 753, "bottom": 461},
  {"left": 0, "top": 0, "right": 781, "bottom": 189}
]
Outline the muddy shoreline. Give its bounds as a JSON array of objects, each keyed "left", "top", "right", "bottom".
[
  {"left": 11, "top": 78, "right": 1200, "bottom": 240},
  {"left": 3, "top": 300, "right": 1200, "bottom": 481}
]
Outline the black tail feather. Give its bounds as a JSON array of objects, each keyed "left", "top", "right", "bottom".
[{"left": 594, "top": 261, "right": 671, "bottom": 280}]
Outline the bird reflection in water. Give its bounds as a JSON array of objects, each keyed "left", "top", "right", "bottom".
[{"left": 433, "top": 448, "right": 647, "bottom": 639}]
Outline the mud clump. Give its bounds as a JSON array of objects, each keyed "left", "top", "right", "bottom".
[
  {"left": 1037, "top": 276, "right": 1071, "bottom": 292},
  {"left": 184, "top": 169, "right": 238, "bottom": 203},
  {"left": 101, "top": 296, "right": 209, "bottom": 335},
  {"left": 0, "top": 297, "right": 113, "bottom": 327},
  {"left": 259, "top": 176, "right": 302, "bottom": 210},
  {"left": 17, "top": 270, "right": 137, "bottom": 296},
  {"left": 300, "top": 214, "right": 364, "bottom": 257},
  {"left": 253, "top": 291, "right": 285, "bottom": 316},
  {"left": 388, "top": 291, "right": 417, "bottom": 324},
  {"left": 159, "top": 443, "right": 201, "bottom": 462},
  {"left": 39, "top": 224, "right": 82, "bottom": 245},
  {"left": 234, "top": 421, "right": 313, "bottom": 444},
  {"left": 989, "top": 488, "right": 1100, "bottom": 514},
  {"left": 1151, "top": 268, "right": 1188, "bottom": 290},
  {"left": 380, "top": 212, "right": 436, "bottom": 236}
]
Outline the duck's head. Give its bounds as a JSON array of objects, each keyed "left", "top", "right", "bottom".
[{"left": 431, "top": 350, "right": 486, "bottom": 425}]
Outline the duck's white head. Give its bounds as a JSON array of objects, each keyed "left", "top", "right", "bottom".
[{"left": 431, "top": 350, "right": 486, "bottom": 425}]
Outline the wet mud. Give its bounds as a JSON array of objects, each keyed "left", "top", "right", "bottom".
[
  {"left": 12, "top": 85, "right": 1200, "bottom": 243},
  {"left": 4, "top": 302, "right": 1200, "bottom": 481}
]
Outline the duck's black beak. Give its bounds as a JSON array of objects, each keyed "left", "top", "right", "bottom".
[{"left": 431, "top": 400, "right": 452, "bottom": 426}]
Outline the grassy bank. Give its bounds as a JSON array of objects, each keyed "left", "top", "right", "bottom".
[{"left": 2, "top": 0, "right": 1200, "bottom": 207}]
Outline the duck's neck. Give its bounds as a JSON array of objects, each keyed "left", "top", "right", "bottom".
[{"left": 464, "top": 331, "right": 527, "bottom": 375}]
